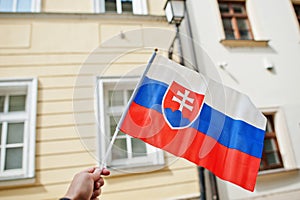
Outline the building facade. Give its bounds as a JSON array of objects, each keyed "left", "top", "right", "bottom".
[
  {"left": 179, "top": 0, "right": 300, "bottom": 199},
  {"left": 1, "top": 0, "right": 300, "bottom": 199},
  {"left": 0, "top": 1, "right": 201, "bottom": 199}
]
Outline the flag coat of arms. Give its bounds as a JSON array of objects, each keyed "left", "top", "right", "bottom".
[
  {"left": 120, "top": 54, "right": 267, "bottom": 191},
  {"left": 162, "top": 81, "right": 205, "bottom": 129}
]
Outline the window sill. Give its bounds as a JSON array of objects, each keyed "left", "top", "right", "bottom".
[
  {"left": 258, "top": 168, "right": 298, "bottom": 176},
  {"left": 0, "top": 177, "right": 35, "bottom": 188},
  {"left": 220, "top": 39, "right": 269, "bottom": 47}
]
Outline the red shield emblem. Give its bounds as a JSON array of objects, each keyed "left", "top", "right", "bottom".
[{"left": 162, "top": 81, "right": 205, "bottom": 129}]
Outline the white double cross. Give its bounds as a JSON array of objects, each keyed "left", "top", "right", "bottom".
[{"left": 171, "top": 89, "right": 194, "bottom": 112}]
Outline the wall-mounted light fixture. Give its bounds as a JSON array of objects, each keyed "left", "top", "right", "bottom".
[
  {"left": 164, "top": 0, "right": 186, "bottom": 65},
  {"left": 164, "top": 0, "right": 186, "bottom": 25},
  {"left": 218, "top": 62, "right": 228, "bottom": 70},
  {"left": 263, "top": 58, "right": 274, "bottom": 71}
]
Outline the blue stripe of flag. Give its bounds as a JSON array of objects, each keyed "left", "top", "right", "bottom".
[{"left": 134, "top": 76, "right": 265, "bottom": 158}]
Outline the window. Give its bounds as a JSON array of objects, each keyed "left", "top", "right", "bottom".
[
  {"left": 294, "top": 4, "right": 300, "bottom": 26},
  {"left": 218, "top": 0, "right": 253, "bottom": 40},
  {"left": 97, "top": 78, "right": 164, "bottom": 169},
  {"left": 94, "top": 0, "right": 148, "bottom": 15},
  {"left": 259, "top": 113, "right": 283, "bottom": 171},
  {"left": 0, "top": 0, "right": 40, "bottom": 12},
  {"left": 105, "top": 0, "right": 132, "bottom": 13},
  {"left": 0, "top": 78, "right": 37, "bottom": 182}
]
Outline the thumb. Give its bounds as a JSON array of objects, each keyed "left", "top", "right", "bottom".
[{"left": 91, "top": 168, "right": 102, "bottom": 180}]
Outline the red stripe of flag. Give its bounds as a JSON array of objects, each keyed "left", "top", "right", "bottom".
[{"left": 120, "top": 102, "right": 261, "bottom": 191}]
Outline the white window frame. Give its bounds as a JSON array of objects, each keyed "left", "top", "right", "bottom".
[
  {"left": 0, "top": 78, "right": 37, "bottom": 183},
  {"left": 96, "top": 77, "right": 164, "bottom": 170},
  {"left": 94, "top": 0, "right": 148, "bottom": 15},
  {"left": 0, "top": 0, "right": 41, "bottom": 12}
]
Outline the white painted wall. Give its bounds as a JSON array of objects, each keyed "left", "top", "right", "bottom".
[{"left": 183, "top": 0, "right": 300, "bottom": 199}]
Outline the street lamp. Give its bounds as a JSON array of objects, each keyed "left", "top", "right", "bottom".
[
  {"left": 164, "top": 0, "right": 186, "bottom": 65},
  {"left": 164, "top": 0, "right": 186, "bottom": 25}
]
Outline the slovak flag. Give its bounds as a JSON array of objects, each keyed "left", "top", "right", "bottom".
[{"left": 120, "top": 53, "right": 267, "bottom": 191}]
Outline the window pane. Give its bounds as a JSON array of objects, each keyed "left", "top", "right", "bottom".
[
  {"left": 222, "top": 19, "right": 235, "bottom": 39},
  {"left": 294, "top": 5, "right": 300, "bottom": 16},
  {"left": 0, "top": 0, "right": 13, "bottom": 12},
  {"left": 237, "top": 19, "right": 251, "bottom": 39},
  {"left": 259, "top": 161, "right": 264, "bottom": 170},
  {"left": 266, "top": 152, "right": 280, "bottom": 166},
  {"left": 225, "top": 30, "right": 235, "bottom": 40},
  {"left": 9, "top": 95, "right": 26, "bottom": 112},
  {"left": 7, "top": 122, "right": 24, "bottom": 144},
  {"left": 237, "top": 19, "right": 248, "bottom": 30},
  {"left": 0, "top": 96, "right": 4, "bottom": 112},
  {"left": 222, "top": 18, "right": 232, "bottom": 28},
  {"left": 108, "top": 90, "right": 123, "bottom": 106},
  {"left": 110, "top": 115, "right": 118, "bottom": 135},
  {"left": 17, "top": 0, "right": 31, "bottom": 12},
  {"left": 112, "top": 138, "right": 127, "bottom": 160},
  {"left": 264, "top": 138, "right": 277, "bottom": 152},
  {"left": 105, "top": 0, "right": 117, "bottom": 12},
  {"left": 109, "top": 116, "right": 126, "bottom": 138},
  {"left": 127, "top": 89, "right": 134, "bottom": 102},
  {"left": 232, "top": 4, "right": 245, "bottom": 14},
  {"left": 121, "top": 0, "right": 132, "bottom": 13},
  {"left": 132, "top": 138, "right": 147, "bottom": 157},
  {"left": 110, "top": 115, "right": 118, "bottom": 134},
  {"left": 239, "top": 30, "right": 251, "bottom": 40},
  {"left": 5, "top": 147, "right": 23, "bottom": 170},
  {"left": 266, "top": 115, "right": 274, "bottom": 133},
  {"left": 219, "top": 3, "right": 229, "bottom": 13}
]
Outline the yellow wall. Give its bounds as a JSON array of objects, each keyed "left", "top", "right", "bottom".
[
  {"left": 43, "top": 0, "right": 94, "bottom": 13},
  {"left": 147, "top": 0, "right": 167, "bottom": 16},
  {"left": 0, "top": 12, "right": 200, "bottom": 200}
]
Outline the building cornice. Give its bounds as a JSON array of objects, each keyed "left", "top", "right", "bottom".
[{"left": 0, "top": 12, "right": 167, "bottom": 22}]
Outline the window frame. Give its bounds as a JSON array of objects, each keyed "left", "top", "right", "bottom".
[
  {"left": 218, "top": 0, "right": 254, "bottom": 40},
  {"left": 259, "top": 113, "right": 284, "bottom": 171},
  {"left": 258, "top": 107, "right": 299, "bottom": 176},
  {"left": 94, "top": 0, "right": 148, "bottom": 15},
  {"left": 96, "top": 77, "right": 164, "bottom": 170},
  {"left": 0, "top": 78, "right": 37, "bottom": 183},
  {"left": 0, "top": 0, "right": 41, "bottom": 13}
]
